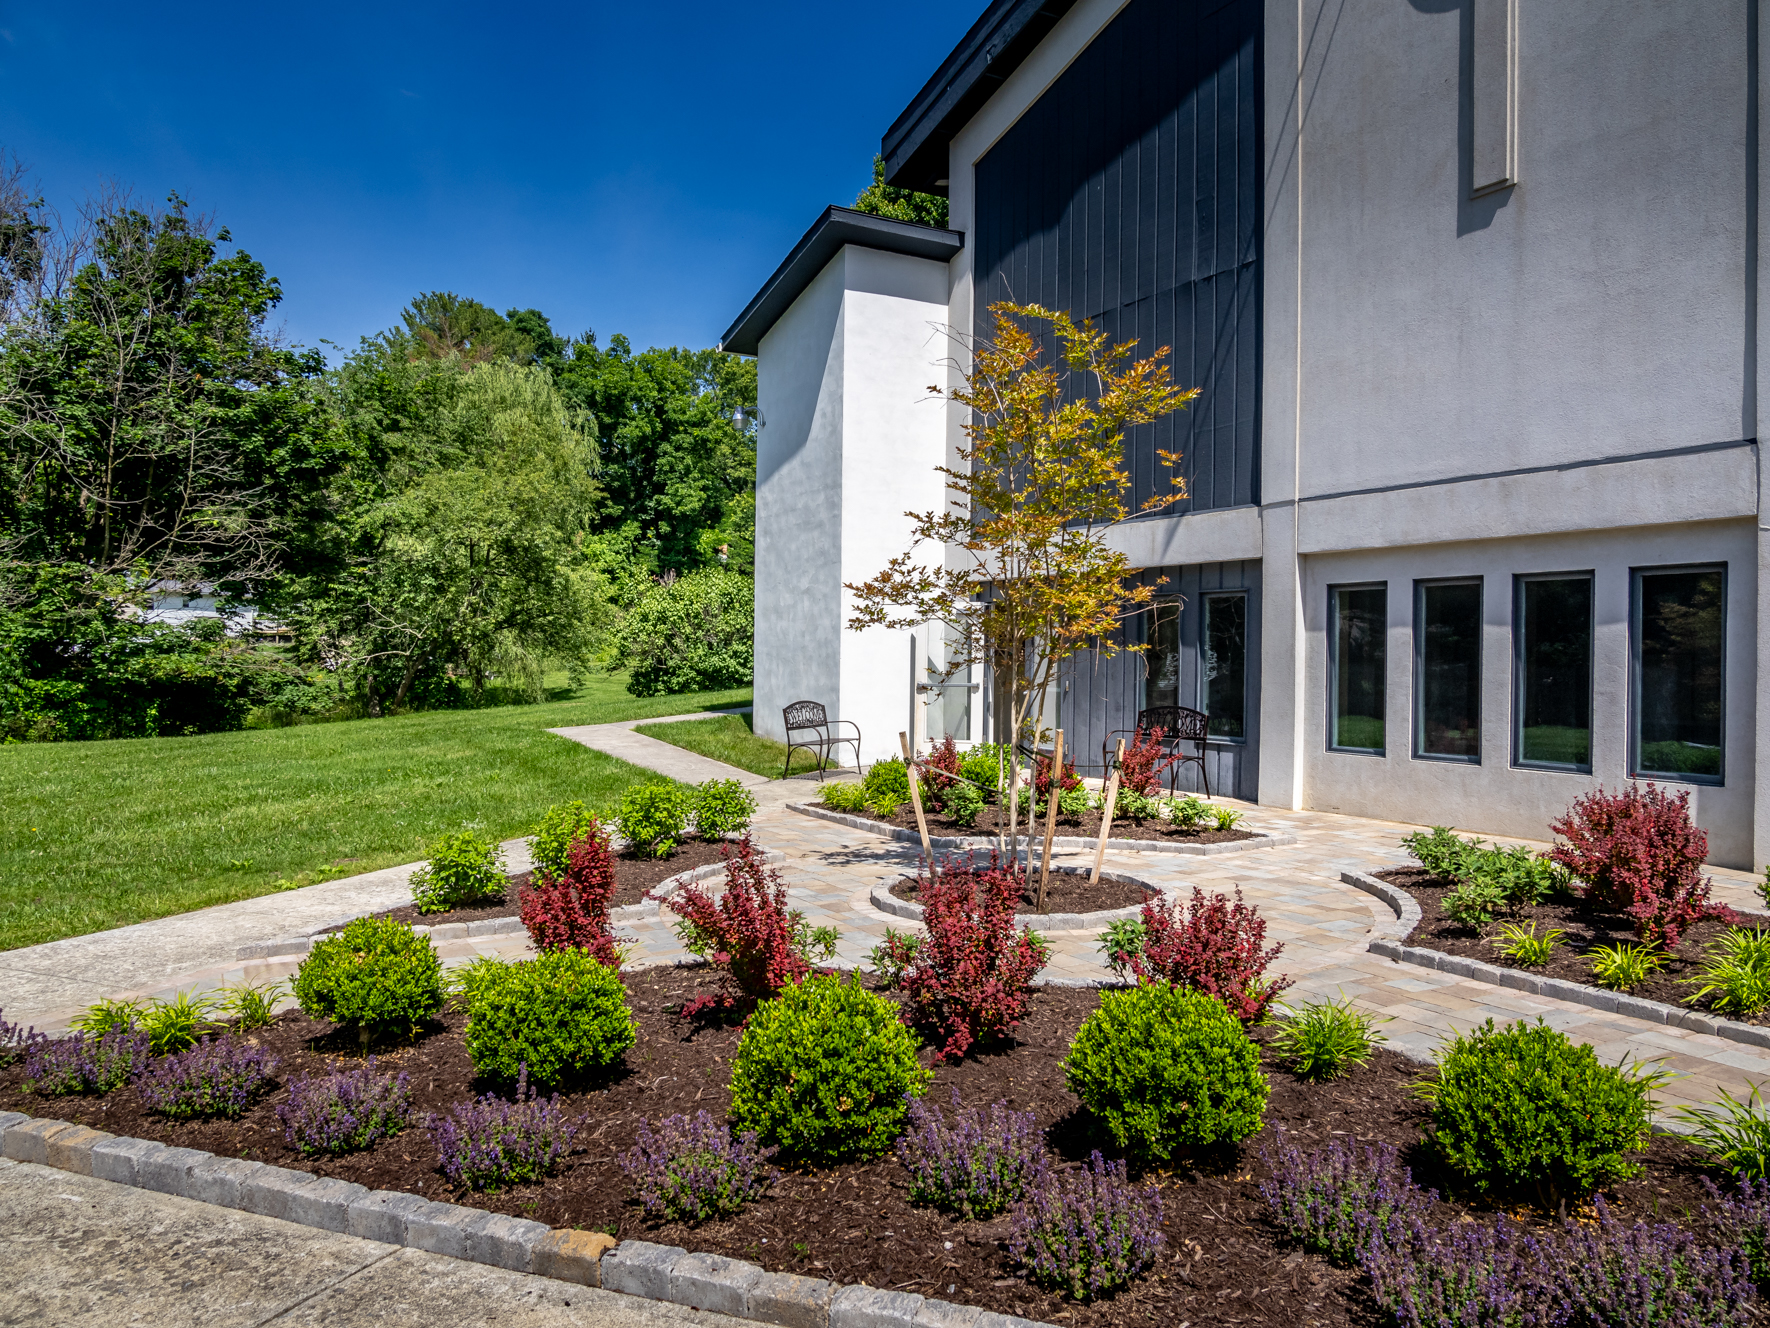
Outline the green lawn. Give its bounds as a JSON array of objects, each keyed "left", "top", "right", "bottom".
[
  {"left": 635, "top": 712, "right": 824, "bottom": 778},
  {"left": 0, "top": 675, "right": 751, "bottom": 952}
]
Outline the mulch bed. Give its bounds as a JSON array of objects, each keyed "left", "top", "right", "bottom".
[
  {"left": 848, "top": 802, "right": 1259, "bottom": 846},
  {"left": 1384, "top": 867, "right": 1761, "bottom": 1024},
  {"left": 373, "top": 838, "right": 736, "bottom": 925},
  {"left": 0, "top": 969, "right": 1725, "bottom": 1328},
  {"left": 887, "top": 873, "right": 1154, "bottom": 916}
]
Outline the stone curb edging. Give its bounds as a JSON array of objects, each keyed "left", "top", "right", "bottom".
[
  {"left": 1342, "top": 868, "right": 1770, "bottom": 1049},
  {"left": 787, "top": 803, "right": 1297, "bottom": 856},
  {"left": 868, "top": 869, "right": 1173, "bottom": 934},
  {"left": 237, "top": 848, "right": 787, "bottom": 961},
  {"left": 0, "top": 1114, "right": 1054, "bottom": 1328}
]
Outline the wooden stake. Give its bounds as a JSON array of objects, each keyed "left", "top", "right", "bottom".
[
  {"left": 1036, "top": 729, "right": 1064, "bottom": 913},
  {"left": 1090, "top": 738, "right": 1125, "bottom": 885},
  {"left": 900, "top": 731, "right": 935, "bottom": 875}
]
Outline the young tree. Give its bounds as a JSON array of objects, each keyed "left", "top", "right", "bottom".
[{"left": 846, "top": 301, "right": 1198, "bottom": 870}]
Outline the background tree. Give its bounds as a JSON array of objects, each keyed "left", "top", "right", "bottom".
[
  {"left": 846, "top": 302, "right": 1197, "bottom": 863},
  {"left": 852, "top": 155, "right": 949, "bottom": 229}
]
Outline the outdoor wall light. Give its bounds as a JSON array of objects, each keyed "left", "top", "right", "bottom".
[{"left": 730, "top": 404, "right": 764, "bottom": 431}]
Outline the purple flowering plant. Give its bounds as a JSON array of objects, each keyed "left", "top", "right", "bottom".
[
  {"left": 23, "top": 1029, "right": 149, "bottom": 1096},
  {"left": 1008, "top": 1151, "right": 1164, "bottom": 1302},
  {"left": 617, "top": 1110, "right": 778, "bottom": 1223},
  {"left": 136, "top": 1035, "right": 278, "bottom": 1120},
  {"left": 277, "top": 1058, "right": 413, "bottom": 1157},
  {"left": 896, "top": 1089, "right": 1049, "bottom": 1220},
  {"left": 1702, "top": 1176, "right": 1770, "bottom": 1294},
  {"left": 1258, "top": 1133, "right": 1435, "bottom": 1266},
  {"left": 0, "top": 1007, "right": 42, "bottom": 1065},
  {"left": 428, "top": 1064, "right": 579, "bottom": 1191}
]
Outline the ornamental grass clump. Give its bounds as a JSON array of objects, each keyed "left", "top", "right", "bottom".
[
  {"left": 618, "top": 1110, "right": 778, "bottom": 1223},
  {"left": 1064, "top": 984, "right": 1267, "bottom": 1165},
  {"left": 428, "top": 1065, "right": 580, "bottom": 1191},
  {"left": 520, "top": 820, "right": 624, "bottom": 965},
  {"left": 23, "top": 1029, "right": 149, "bottom": 1096},
  {"left": 1551, "top": 782, "right": 1724, "bottom": 946},
  {"left": 135, "top": 1035, "right": 277, "bottom": 1120},
  {"left": 871, "top": 853, "right": 1047, "bottom": 1061},
  {"left": 1489, "top": 919, "right": 1564, "bottom": 967},
  {"left": 409, "top": 829, "right": 506, "bottom": 914},
  {"left": 1269, "top": 996, "right": 1389, "bottom": 1081},
  {"left": 1588, "top": 940, "right": 1667, "bottom": 992},
  {"left": 1104, "top": 885, "right": 1291, "bottom": 1022},
  {"left": 1418, "top": 1018, "right": 1661, "bottom": 1212},
  {"left": 1675, "top": 1085, "right": 1770, "bottom": 1181},
  {"left": 1685, "top": 927, "right": 1770, "bottom": 1017},
  {"left": 1009, "top": 1152, "right": 1164, "bottom": 1302},
  {"left": 294, "top": 917, "right": 446, "bottom": 1046},
  {"left": 460, "top": 949, "right": 635, "bottom": 1087},
  {"left": 728, "top": 973, "right": 929, "bottom": 1164},
  {"left": 1258, "top": 1134, "right": 1434, "bottom": 1266},
  {"left": 277, "top": 1058, "right": 413, "bottom": 1157},
  {"left": 896, "top": 1089, "right": 1050, "bottom": 1219}
]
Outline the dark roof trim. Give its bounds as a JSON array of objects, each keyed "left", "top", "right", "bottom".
[
  {"left": 881, "top": 0, "right": 1079, "bottom": 193},
  {"left": 718, "top": 207, "right": 964, "bottom": 357}
]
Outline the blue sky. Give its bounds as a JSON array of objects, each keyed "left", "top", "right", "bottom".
[{"left": 0, "top": 2, "right": 974, "bottom": 359}]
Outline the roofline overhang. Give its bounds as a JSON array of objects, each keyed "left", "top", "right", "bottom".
[
  {"left": 718, "top": 206, "right": 964, "bottom": 357},
  {"left": 880, "top": 0, "right": 1079, "bottom": 194}
]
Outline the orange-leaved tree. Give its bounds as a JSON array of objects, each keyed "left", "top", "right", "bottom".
[{"left": 845, "top": 301, "right": 1198, "bottom": 870}]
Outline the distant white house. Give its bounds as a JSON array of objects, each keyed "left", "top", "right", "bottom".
[
  {"left": 722, "top": 0, "right": 1767, "bottom": 871},
  {"left": 136, "top": 584, "right": 293, "bottom": 645}
]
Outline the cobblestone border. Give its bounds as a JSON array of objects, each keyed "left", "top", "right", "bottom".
[
  {"left": 868, "top": 868, "right": 1172, "bottom": 934},
  {"left": 0, "top": 1113, "right": 1053, "bottom": 1328},
  {"left": 1342, "top": 868, "right": 1770, "bottom": 1051},
  {"left": 237, "top": 847, "right": 787, "bottom": 961},
  {"left": 788, "top": 803, "right": 1297, "bottom": 856}
]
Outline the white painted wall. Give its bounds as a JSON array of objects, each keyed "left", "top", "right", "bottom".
[{"left": 752, "top": 246, "right": 951, "bottom": 763}]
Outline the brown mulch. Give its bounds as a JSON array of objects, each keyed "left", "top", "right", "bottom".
[
  {"left": 888, "top": 873, "right": 1155, "bottom": 916},
  {"left": 852, "top": 802, "right": 1259, "bottom": 846},
  {"left": 373, "top": 838, "right": 736, "bottom": 925},
  {"left": 1384, "top": 867, "right": 1759, "bottom": 1023},
  {"left": 0, "top": 969, "right": 1727, "bottom": 1328}
]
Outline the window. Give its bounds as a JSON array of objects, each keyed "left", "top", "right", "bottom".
[
  {"left": 1514, "top": 573, "right": 1593, "bottom": 771},
  {"left": 1202, "top": 592, "right": 1247, "bottom": 739},
  {"left": 1145, "top": 602, "right": 1180, "bottom": 709},
  {"left": 1414, "top": 579, "right": 1481, "bottom": 761},
  {"left": 1329, "top": 584, "right": 1387, "bottom": 754},
  {"left": 1632, "top": 565, "right": 1725, "bottom": 783}
]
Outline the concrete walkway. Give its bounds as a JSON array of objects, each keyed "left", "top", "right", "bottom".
[
  {"left": 550, "top": 708, "right": 778, "bottom": 790},
  {"left": 0, "top": 1156, "right": 745, "bottom": 1328}
]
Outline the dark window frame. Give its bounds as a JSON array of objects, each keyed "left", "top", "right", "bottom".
[
  {"left": 1200, "top": 591, "right": 1249, "bottom": 744},
  {"left": 1629, "top": 562, "right": 1726, "bottom": 787},
  {"left": 1328, "top": 581, "right": 1388, "bottom": 757},
  {"left": 1512, "top": 570, "right": 1595, "bottom": 774},
  {"left": 1412, "top": 577, "right": 1483, "bottom": 765}
]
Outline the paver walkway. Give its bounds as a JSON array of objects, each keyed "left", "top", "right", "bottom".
[{"left": 4, "top": 714, "right": 1768, "bottom": 1122}]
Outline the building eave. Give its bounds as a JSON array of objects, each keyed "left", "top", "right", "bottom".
[{"left": 718, "top": 206, "right": 964, "bottom": 357}]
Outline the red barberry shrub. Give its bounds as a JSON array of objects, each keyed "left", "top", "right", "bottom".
[
  {"left": 520, "top": 821, "right": 623, "bottom": 967},
  {"left": 1114, "top": 886, "right": 1292, "bottom": 1022},
  {"left": 1033, "top": 751, "right": 1083, "bottom": 801},
  {"left": 923, "top": 736, "right": 963, "bottom": 812},
  {"left": 666, "top": 836, "right": 830, "bottom": 1020},
  {"left": 1549, "top": 783, "right": 1725, "bottom": 947},
  {"left": 1116, "top": 728, "right": 1180, "bottom": 797},
  {"left": 874, "top": 854, "right": 1048, "bottom": 1062}
]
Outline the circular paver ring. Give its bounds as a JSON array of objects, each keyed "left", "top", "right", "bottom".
[{"left": 868, "top": 865, "right": 1173, "bottom": 933}]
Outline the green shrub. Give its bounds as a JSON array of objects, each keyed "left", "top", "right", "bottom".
[
  {"left": 294, "top": 917, "right": 446, "bottom": 1044},
  {"left": 1401, "top": 825, "right": 1476, "bottom": 878},
  {"left": 461, "top": 950, "right": 636, "bottom": 1086},
  {"left": 532, "top": 801, "right": 600, "bottom": 881},
  {"left": 1442, "top": 878, "right": 1508, "bottom": 929},
  {"left": 861, "top": 758, "right": 911, "bottom": 810},
  {"left": 1167, "top": 795, "right": 1208, "bottom": 829},
  {"left": 409, "top": 830, "right": 505, "bottom": 914},
  {"left": 958, "top": 743, "right": 1008, "bottom": 796},
  {"left": 1418, "top": 1018, "right": 1661, "bottom": 1209},
  {"left": 1057, "top": 784, "right": 1093, "bottom": 818},
  {"left": 944, "top": 780, "right": 985, "bottom": 828},
  {"left": 819, "top": 781, "right": 868, "bottom": 813},
  {"left": 1686, "top": 928, "right": 1770, "bottom": 1017},
  {"left": 1063, "top": 983, "right": 1267, "bottom": 1164},
  {"left": 1209, "top": 804, "right": 1244, "bottom": 832},
  {"left": 1270, "top": 996, "right": 1390, "bottom": 1081},
  {"left": 619, "top": 783, "right": 690, "bottom": 858},
  {"left": 694, "top": 778, "right": 757, "bottom": 838},
  {"left": 1114, "top": 789, "right": 1161, "bottom": 822},
  {"left": 611, "top": 566, "right": 753, "bottom": 698},
  {"left": 729, "top": 973, "right": 930, "bottom": 1164}
]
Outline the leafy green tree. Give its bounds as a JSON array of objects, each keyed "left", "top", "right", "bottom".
[
  {"left": 852, "top": 155, "right": 949, "bottom": 228},
  {"left": 391, "top": 291, "right": 538, "bottom": 365},
  {"left": 610, "top": 566, "right": 753, "bottom": 697}
]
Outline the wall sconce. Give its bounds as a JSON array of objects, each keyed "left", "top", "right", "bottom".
[{"left": 730, "top": 404, "right": 764, "bottom": 432}]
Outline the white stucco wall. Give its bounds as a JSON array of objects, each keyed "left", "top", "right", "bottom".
[{"left": 752, "top": 246, "right": 950, "bottom": 763}]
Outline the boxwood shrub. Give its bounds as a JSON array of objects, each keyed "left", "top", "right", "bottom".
[
  {"left": 462, "top": 950, "right": 636, "bottom": 1087},
  {"left": 729, "top": 973, "right": 930, "bottom": 1164},
  {"left": 293, "top": 917, "right": 446, "bottom": 1044},
  {"left": 1064, "top": 983, "right": 1267, "bottom": 1165}
]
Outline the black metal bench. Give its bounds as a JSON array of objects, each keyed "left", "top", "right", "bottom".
[
  {"left": 781, "top": 700, "right": 861, "bottom": 781},
  {"left": 1103, "top": 705, "right": 1211, "bottom": 797}
]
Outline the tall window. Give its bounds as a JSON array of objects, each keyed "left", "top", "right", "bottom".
[
  {"left": 1330, "top": 584, "right": 1387, "bottom": 754},
  {"left": 1414, "top": 579, "right": 1481, "bottom": 761},
  {"left": 1633, "top": 566, "right": 1725, "bottom": 783},
  {"left": 1145, "top": 602, "right": 1180, "bottom": 709},
  {"left": 1202, "top": 593, "right": 1247, "bottom": 739},
  {"left": 1514, "top": 573, "right": 1593, "bottom": 771}
]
